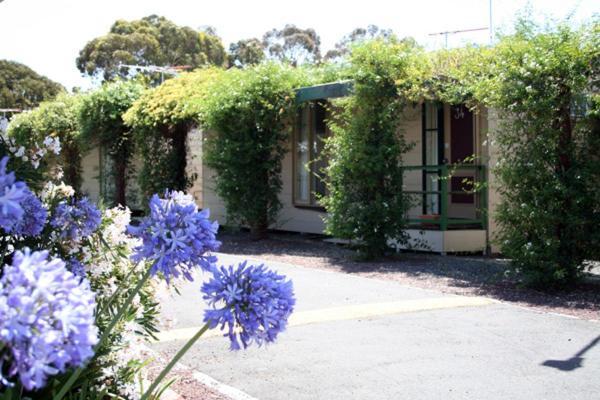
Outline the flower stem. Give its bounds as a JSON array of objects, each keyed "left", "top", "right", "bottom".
[
  {"left": 140, "top": 322, "right": 211, "bottom": 400},
  {"left": 97, "top": 259, "right": 141, "bottom": 316},
  {"left": 53, "top": 266, "right": 153, "bottom": 400}
]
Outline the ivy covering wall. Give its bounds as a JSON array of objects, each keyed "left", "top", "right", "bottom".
[
  {"left": 124, "top": 68, "right": 222, "bottom": 198},
  {"left": 322, "top": 40, "right": 423, "bottom": 258},
  {"left": 79, "top": 80, "right": 146, "bottom": 206},
  {"left": 475, "top": 22, "right": 600, "bottom": 288},
  {"left": 200, "top": 63, "right": 309, "bottom": 238},
  {"left": 6, "top": 18, "right": 597, "bottom": 289}
]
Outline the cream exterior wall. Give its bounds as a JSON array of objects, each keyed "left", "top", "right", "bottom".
[
  {"left": 80, "top": 147, "right": 101, "bottom": 203},
  {"left": 485, "top": 109, "right": 501, "bottom": 254},
  {"left": 77, "top": 104, "right": 500, "bottom": 254}
]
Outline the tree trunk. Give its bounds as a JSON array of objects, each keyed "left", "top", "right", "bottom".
[
  {"left": 554, "top": 84, "right": 575, "bottom": 283},
  {"left": 114, "top": 158, "right": 127, "bottom": 206}
]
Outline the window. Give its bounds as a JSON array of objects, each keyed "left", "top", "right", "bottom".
[
  {"left": 294, "top": 101, "right": 328, "bottom": 207},
  {"left": 422, "top": 102, "right": 443, "bottom": 215}
]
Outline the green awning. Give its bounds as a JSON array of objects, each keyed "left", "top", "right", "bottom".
[{"left": 295, "top": 80, "right": 353, "bottom": 104}]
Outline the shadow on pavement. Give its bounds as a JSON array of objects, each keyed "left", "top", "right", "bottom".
[{"left": 542, "top": 336, "right": 600, "bottom": 372}]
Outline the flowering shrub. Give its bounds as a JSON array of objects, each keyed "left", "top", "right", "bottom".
[
  {"left": 0, "top": 249, "right": 97, "bottom": 390},
  {"left": 0, "top": 134, "right": 295, "bottom": 399}
]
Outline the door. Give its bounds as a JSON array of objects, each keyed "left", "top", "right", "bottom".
[{"left": 449, "top": 104, "right": 476, "bottom": 219}]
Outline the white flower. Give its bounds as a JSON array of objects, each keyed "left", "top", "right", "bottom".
[
  {"left": 41, "top": 182, "right": 75, "bottom": 201},
  {"left": 42, "top": 136, "right": 61, "bottom": 155},
  {"left": 104, "top": 206, "right": 132, "bottom": 245},
  {"left": 15, "top": 146, "right": 25, "bottom": 157}
]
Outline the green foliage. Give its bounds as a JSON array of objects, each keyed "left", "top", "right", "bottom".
[
  {"left": 228, "top": 38, "right": 265, "bottom": 67},
  {"left": 480, "top": 21, "right": 600, "bottom": 288},
  {"left": 79, "top": 80, "right": 146, "bottom": 206},
  {"left": 201, "top": 63, "right": 307, "bottom": 236},
  {"left": 322, "top": 40, "right": 421, "bottom": 258},
  {"left": 325, "top": 25, "right": 395, "bottom": 60},
  {"left": 124, "top": 68, "right": 222, "bottom": 198},
  {"left": 0, "top": 60, "right": 64, "bottom": 109},
  {"left": 76, "top": 15, "right": 226, "bottom": 81},
  {"left": 7, "top": 93, "right": 83, "bottom": 190},
  {"left": 263, "top": 25, "right": 321, "bottom": 65}
]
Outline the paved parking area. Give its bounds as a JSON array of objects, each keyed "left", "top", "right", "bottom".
[{"left": 151, "top": 253, "right": 600, "bottom": 400}]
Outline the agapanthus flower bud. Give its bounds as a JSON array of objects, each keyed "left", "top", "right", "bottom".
[
  {"left": 128, "top": 190, "right": 220, "bottom": 282},
  {"left": 201, "top": 261, "right": 295, "bottom": 350},
  {"left": 0, "top": 249, "right": 98, "bottom": 390}
]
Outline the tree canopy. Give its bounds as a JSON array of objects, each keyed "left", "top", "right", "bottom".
[
  {"left": 325, "top": 25, "right": 395, "bottom": 60},
  {"left": 262, "top": 25, "right": 321, "bottom": 65},
  {"left": 76, "top": 15, "right": 226, "bottom": 81},
  {"left": 228, "top": 38, "right": 265, "bottom": 67},
  {"left": 0, "top": 60, "right": 64, "bottom": 110}
]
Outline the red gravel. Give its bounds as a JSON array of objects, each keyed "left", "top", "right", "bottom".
[
  {"left": 218, "top": 231, "right": 600, "bottom": 321},
  {"left": 145, "top": 350, "right": 230, "bottom": 400}
]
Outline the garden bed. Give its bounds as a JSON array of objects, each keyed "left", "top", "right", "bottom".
[{"left": 218, "top": 230, "right": 600, "bottom": 321}]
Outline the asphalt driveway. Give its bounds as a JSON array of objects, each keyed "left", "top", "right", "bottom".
[{"left": 151, "top": 253, "right": 600, "bottom": 400}]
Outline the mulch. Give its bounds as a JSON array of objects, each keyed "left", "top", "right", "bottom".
[{"left": 217, "top": 230, "right": 600, "bottom": 321}]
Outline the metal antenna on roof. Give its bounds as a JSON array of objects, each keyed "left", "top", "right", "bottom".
[{"left": 428, "top": 27, "right": 489, "bottom": 49}]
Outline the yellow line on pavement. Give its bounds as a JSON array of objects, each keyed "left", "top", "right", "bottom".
[{"left": 154, "top": 296, "right": 495, "bottom": 343}]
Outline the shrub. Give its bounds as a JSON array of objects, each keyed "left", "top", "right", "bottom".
[
  {"left": 321, "top": 40, "right": 421, "bottom": 258},
  {"left": 79, "top": 80, "right": 146, "bottom": 207},
  {"left": 483, "top": 21, "right": 600, "bottom": 288},
  {"left": 7, "top": 93, "right": 83, "bottom": 190},
  {"left": 201, "top": 63, "right": 306, "bottom": 238}
]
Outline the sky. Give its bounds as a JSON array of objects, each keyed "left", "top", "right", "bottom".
[{"left": 0, "top": 0, "right": 597, "bottom": 90}]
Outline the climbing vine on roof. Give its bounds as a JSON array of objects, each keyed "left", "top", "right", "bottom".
[{"left": 124, "top": 68, "right": 223, "bottom": 198}]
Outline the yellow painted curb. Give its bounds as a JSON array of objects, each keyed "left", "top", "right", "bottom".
[{"left": 155, "top": 296, "right": 495, "bottom": 343}]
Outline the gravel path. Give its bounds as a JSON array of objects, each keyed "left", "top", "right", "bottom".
[{"left": 218, "top": 231, "right": 600, "bottom": 321}]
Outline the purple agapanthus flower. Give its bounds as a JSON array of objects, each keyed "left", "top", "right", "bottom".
[
  {"left": 51, "top": 196, "right": 102, "bottom": 241},
  {"left": 66, "top": 257, "right": 86, "bottom": 280},
  {"left": 128, "top": 190, "right": 220, "bottom": 282},
  {"left": 201, "top": 261, "right": 295, "bottom": 350},
  {"left": 6, "top": 189, "right": 47, "bottom": 237},
  {"left": 0, "top": 156, "right": 28, "bottom": 231},
  {"left": 0, "top": 249, "right": 98, "bottom": 390}
]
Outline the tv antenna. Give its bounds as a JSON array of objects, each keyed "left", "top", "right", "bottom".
[
  {"left": 430, "top": 0, "right": 494, "bottom": 48},
  {"left": 429, "top": 27, "right": 489, "bottom": 49}
]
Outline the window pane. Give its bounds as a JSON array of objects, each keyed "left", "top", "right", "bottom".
[
  {"left": 295, "top": 106, "right": 310, "bottom": 203},
  {"left": 425, "top": 130, "right": 438, "bottom": 165},
  {"left": 425, "top": 102, "right": 438, "bottom": 130},
  {"left": 312, "top": 102, "right": 328, "bottom": 200},
  {"left": 425, "top": 173, "right": 439, "bottom": 214}
]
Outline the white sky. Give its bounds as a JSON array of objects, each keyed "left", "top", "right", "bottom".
[{"left": 0, "top": 0, "right": 597, "bottom": 90}]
